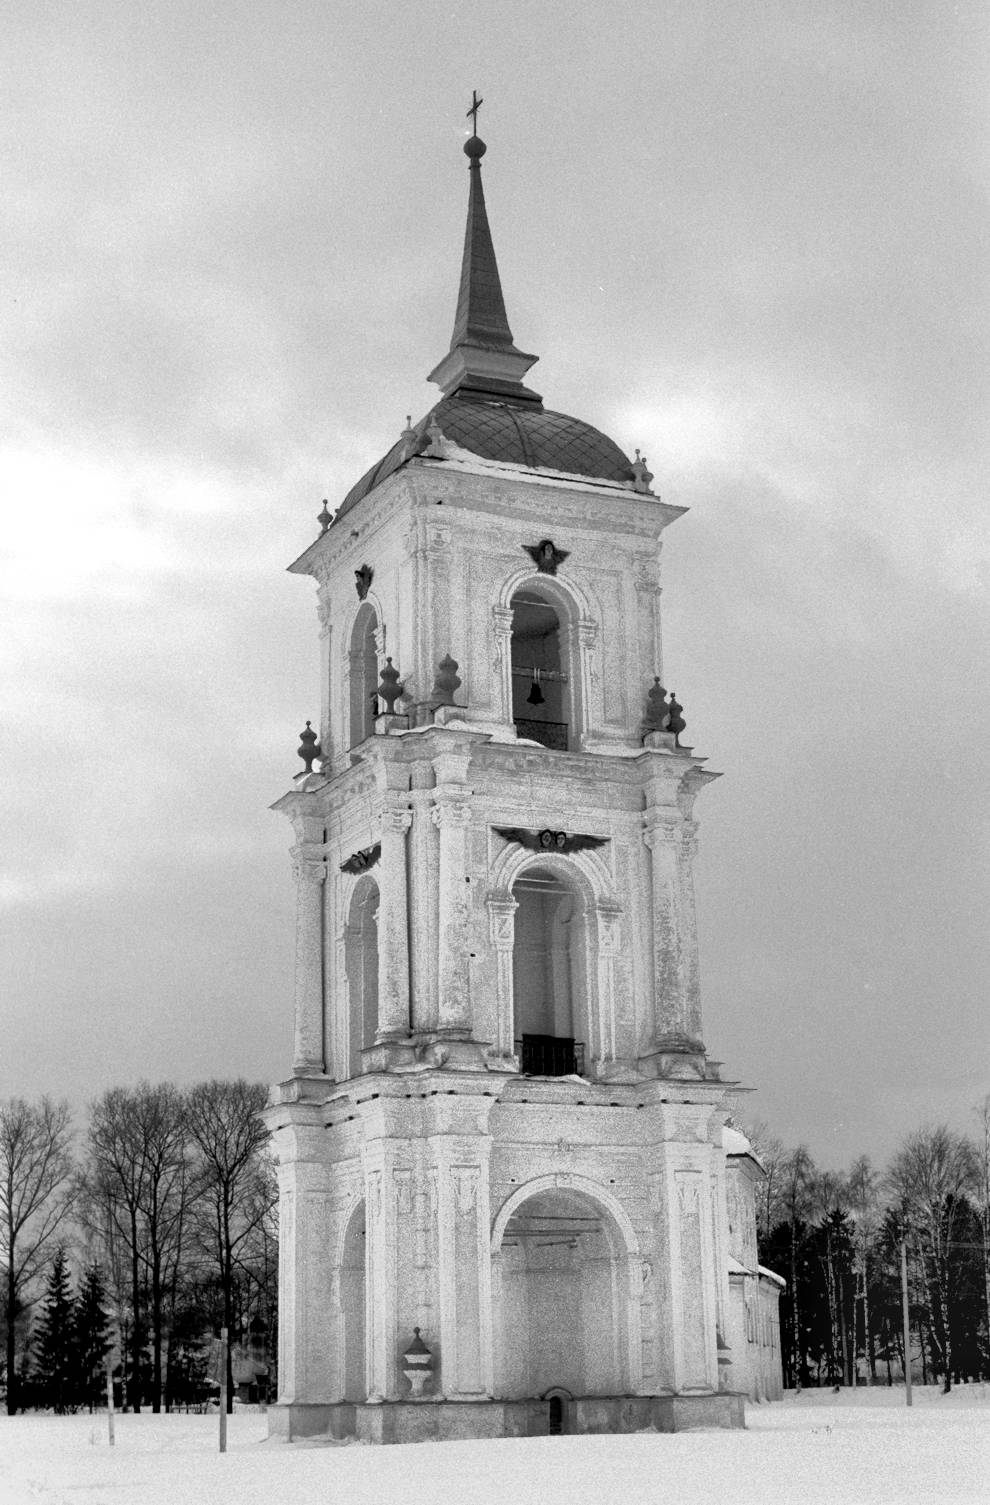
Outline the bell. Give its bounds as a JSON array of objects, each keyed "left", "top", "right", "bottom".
[{"left": 526, "top": 673, "right": 544, "bottom": 706}]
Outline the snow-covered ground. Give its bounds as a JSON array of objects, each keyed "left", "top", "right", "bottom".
[{"left": 1, "top": 1388, "right": 987, "bottom": 1505}]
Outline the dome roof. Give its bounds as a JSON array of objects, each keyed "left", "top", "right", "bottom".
[{"left": 336, "top": 394, "right": 634, "bottom": 520}]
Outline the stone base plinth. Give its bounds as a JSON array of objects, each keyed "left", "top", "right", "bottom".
[
  {"left": 268, "top": 1393, "right": 745, "bottom": 1445},
  {"left": 267, "top": 1402, "right": 354, "bottom": 1440}
]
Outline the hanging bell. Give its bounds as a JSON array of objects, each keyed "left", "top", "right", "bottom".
[{"left": 526, "top": 670, "right": 544, "bottom": 706}]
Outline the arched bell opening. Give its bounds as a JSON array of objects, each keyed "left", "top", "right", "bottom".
[
  {"left": 510, "top": 589, "right": 569, "bottom": 750},
  {"left": 345, "top": 877, "right": 379, "bottom": 1078},
  {"left": 340, "top": 1200, "right": 366, "bottom": 1401},
  {"left": 492, "top": 1187, "right": 630, "bottom": 1401},
  {"left": 511, "top": 864, "right": 589, "bottom": 1078},
  {"left": 348, "top": 603, "right": 379, "bottom": 748}
]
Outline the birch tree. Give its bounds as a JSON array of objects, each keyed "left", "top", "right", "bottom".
[{"left": 886, "top": 1125, "right": 978, "bottom": 1392}]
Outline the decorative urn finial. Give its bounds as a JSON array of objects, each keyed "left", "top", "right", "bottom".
[
  {"left": 644, "top": 678, "right": 670, "bottom": 734},
  {"left": 297, "top": 721, "right": 321, "bottom": 774},
  {"left": 317, "top": 499, "right": 331, "bottom": 534},
  {"left": 402, "top": 1327, "right": 434, "bottom": 1399},
  {"left": 667, "top": 691, "right": 686, "bottom": 744},
  {"left": 631, "top": 449, "right": 654, "bottom": 494},
  {"left": 377, "top": 658, "right": 404, "bottom": 714},
  {"left": 431, "top": 654, "right": 462, "bottom": 707}
]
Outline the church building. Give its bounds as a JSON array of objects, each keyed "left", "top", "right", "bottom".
[{"left": 264, "top": 118, "right": 782, "bottom": 1444}]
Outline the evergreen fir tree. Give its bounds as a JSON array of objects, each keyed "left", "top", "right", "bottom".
[
  {"left": 35, "top": 1248, "right": 76, "bottom": 1412},
  {"left": 74, "top": 1263, "right": 112, "bottom": 1411}
]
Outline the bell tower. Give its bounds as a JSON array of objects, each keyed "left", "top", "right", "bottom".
[{"left": 264, "top": 120, "right": 752, "bottom": 1443}]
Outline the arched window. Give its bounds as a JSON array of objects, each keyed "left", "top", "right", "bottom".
[
  {"left": 345, "top": 878, "right": 379, "bottom": 1078},
  {"left": 510, "top": 589, "right": 569, "bottom": 750},
  {"left": 511, "top": 864, "right": 588, "bottom": 1076},
  {"left": 348, "top": 604, "right": 379, "bottom": 748}
]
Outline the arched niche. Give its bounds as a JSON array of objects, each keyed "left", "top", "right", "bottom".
[
  {"left": 490, "top": 1180, "right": 639, "bottom": 1401},
  {"left": 511, "top": 863, "right": 590, "bottom": 1077},
  {"left": 348, "top": 602, "right": 379, "bottom": 748},
  {"left": 339, "top": 1199, "right": 366, "bottom": 1401},
  {"left": 345, "top": 876, "right": 379, "bottom": 1078}
]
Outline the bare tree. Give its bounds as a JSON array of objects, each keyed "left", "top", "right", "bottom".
[
  {"left": 886, "top": 1125, "right": 979, "bottom": 1392},
  {"left": 847, "top": 1155, "right": 880, "bottom": 1383},
  {"left": 186, "top": 1080, "right": 271, "bottom": 1411},
  {"left": 780, "top": 1144, "right": 816, "bottom": 1388},
  {"left": 809, "top": 1170, "right": 852, "bottom": 1384},
  {"left": 976, "top": 1096, "right": 990, "bottom": 1369},
  {"left": 0, "top": 1097, "right": 75, "bottom": 1413},
  {"left": 86, "top": 1083, "right": 189, "bottom": 1412},
  {"left": 735, "top": 1117, "right": 786, "bottom": 1247}
]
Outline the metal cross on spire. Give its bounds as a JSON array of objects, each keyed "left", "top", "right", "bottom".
[{"left": 466, "top": 90, "right": 483, "bottom": 133}]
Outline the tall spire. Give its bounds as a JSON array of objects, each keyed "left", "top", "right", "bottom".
[{"left": 428, "top": 111, "right": 541, "bottom": 405}]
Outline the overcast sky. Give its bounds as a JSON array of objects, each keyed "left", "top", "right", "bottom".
[{"left": 3, "top": 1, "right": 988, "bottom": 1170}]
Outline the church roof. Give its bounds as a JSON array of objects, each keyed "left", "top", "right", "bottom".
[
  {"left": 331, "top": 123, "right": 638, "bottom": 525},
  {"left": 335, "top": 394, "right": 635, "bottom": 520}
]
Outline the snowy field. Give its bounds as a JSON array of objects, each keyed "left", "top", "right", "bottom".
[{"left": 2, "top": 1388, "right": 988, "bottom": 1505}]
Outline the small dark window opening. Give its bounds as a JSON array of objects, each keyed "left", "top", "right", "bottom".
[{"left": 548, "top": 1395, "right": 564, "bottom": 1435}]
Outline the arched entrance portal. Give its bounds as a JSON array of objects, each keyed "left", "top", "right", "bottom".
[
  {"left": 492, "top": 1185, "right": 632, "bottom": 1401},
  {"left": 340, "top": 1200, "right": 366, "bottom": 1401},
  {"left": 512, "top": 864, "right": 589, "bottom": 1077}
]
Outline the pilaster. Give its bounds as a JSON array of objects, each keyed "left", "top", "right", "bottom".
[
  {"left": 431, "top": 1137, "right": 495, "bottom": 1400},
  {"left": 290, "top": 843, "right": 327, "bottom": 1075},
  {"left": 431, "top": 752, "right": 474, "bottom": 1037},
  {"left": 375, "top": 805, "right": 413, "bottom": 1039},
  {"left": 642, "top": 812, "right": 704, "bottom": 1056}
]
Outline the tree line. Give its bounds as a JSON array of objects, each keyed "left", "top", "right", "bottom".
[
  {"left": 0, "top": 1081, "right": 275, "bottom": 1414},
  {"left": 747, "top": 1100, "right": 990, "bottom": 1393}
]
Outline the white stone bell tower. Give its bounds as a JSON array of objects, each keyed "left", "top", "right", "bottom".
[{"left": 264, "top": 120, "right": 760, "bottom": 1443}]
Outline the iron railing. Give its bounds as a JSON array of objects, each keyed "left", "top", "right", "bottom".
[
  {"left": 516, "top": 1034, "right": 585, "bottom": 1078},
  {"left": 514, "top": 718, "right": 568, "bottom": 751}
]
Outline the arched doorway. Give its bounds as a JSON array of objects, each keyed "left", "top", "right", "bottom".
[
  {"left": 492, "top": 1185, "right": 633, "bottom": 1401},
  {"left": 345, "top": 878, "right": 379, "bottom": 1078},
  {"left": 510, "top": 589, "right": 569, "bottom": 750},
  {"left": 511, "top": 864, "right": 589, "bottom": 1077},
  {"left": 349, "top": 604, "right": 379, "bottom": 748},
  {"left": 340, "top": 1200, "right": 366, "bottom": 1401}
]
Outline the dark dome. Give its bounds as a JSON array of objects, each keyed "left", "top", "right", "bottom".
[{"left": 335, "top": 394, "right": 634, "bottom": 521}]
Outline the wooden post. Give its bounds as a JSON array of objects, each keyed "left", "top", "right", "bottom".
[
  {"left": 105, "top": 1364, "right": 115, "bottom": 1447},
  {"left": 900, "top": 1239, "right": 912, "bottom": 1407},
  {"left": 219, "top": 1327, "right": 228, "bottom": 1453}
]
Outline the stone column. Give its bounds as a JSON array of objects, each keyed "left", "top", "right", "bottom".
[
  {"left": 375, "top": 806, "right": 413, "bottom": 1040},
  {"left": 676, "top": 820, "right": 704, "bottom": 1046},
  {"left": 491, "top": 605, "right": 514, "bottom": 727},
  {"left": 432, "top": 789, "right": 473, "bottom": 1036},
  {"left": 290, "top": 844, "right": 327, "bottom": 1075},
  {"left": 594, "top": 898, "right": 623, "bottom": 1066},
  {"left": 486, "top": 889, "right": 517, "bottom": 1059},
  {"left": 409, "top": 775, "right": 439, "bottom": 1032},
  {"left": 575, "top": 616, "right": 599, "bottom": 739}
]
